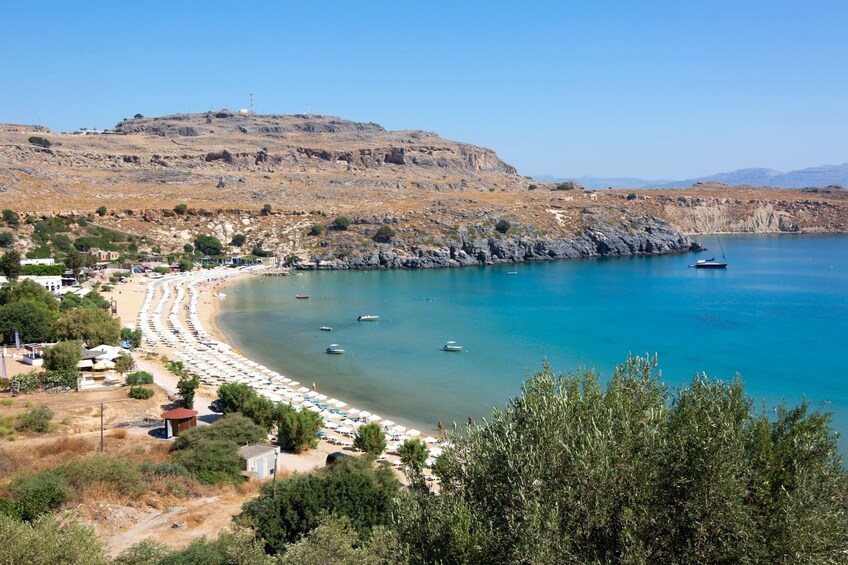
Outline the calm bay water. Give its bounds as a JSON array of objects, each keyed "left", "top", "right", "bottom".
[{"left": 219, "top": 235, "right": 848, "bottom": 446}]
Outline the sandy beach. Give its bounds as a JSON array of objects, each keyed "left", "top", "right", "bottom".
[{"left": 102, "top": 268, "right": 413, "bottom": 476}]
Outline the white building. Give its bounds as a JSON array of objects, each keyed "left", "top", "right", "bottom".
[
  {"left": 21, "top": 258, "right": 56, "bottom": 266},
  {"left": 0, "top": 275, "right": 63, "bottom": 292}
]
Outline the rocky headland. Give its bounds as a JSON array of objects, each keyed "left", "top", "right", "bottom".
[{"left": 0, "top": 113, "right": 846, "bottom": 268}]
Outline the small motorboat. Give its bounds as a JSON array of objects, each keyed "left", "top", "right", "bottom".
[
  {"left": 325, "top": 344, "right": 345, "bottom": 354},
  {"left": 296, "top": 294, "right": 310, "bottom": 299},
  {"left": 320, "top": 326, "right": 333, "bottom": 332},
  {"left": 357, "top": 315, "right": 379, "bottom": 321},
  {"left": 443, "top": 341, "right": 463, "bottom": 352},
  {"left": 506, "top": 271, "right": 518, "bottom": 275}
]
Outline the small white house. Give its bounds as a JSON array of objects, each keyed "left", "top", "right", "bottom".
[{"left": 239, "top": 444, "right": 279, "bottom": 480}]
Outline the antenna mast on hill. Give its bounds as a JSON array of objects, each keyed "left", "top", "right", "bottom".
[{"left": 249, "top": 92, "right": 254, "bottom": 113}]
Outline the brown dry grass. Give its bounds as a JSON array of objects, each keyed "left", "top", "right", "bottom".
[{"left": 109, "top": 428, "right": 128, "bottom": 439}]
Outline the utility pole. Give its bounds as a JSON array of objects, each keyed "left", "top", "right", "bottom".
[
  {"left": 249, "top": 92, "right": 254, "bottom": 113},
  {"left": 100, "top": 402, "right": 104, "bottom": 453}
]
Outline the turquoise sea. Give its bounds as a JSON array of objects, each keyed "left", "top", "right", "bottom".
[{"left": 218, "top": 235, "right": 848, "bottom": 448}]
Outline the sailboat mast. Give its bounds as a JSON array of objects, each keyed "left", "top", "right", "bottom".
[{"left": 716, "top": 233, "right": 726, "bottom": 260}]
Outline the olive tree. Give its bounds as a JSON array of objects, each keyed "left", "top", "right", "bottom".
[{"left": 398, "top": 355, "right": 848, "bottom": 564}]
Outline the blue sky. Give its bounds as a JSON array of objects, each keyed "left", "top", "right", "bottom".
[{"left": 2, "top": 1, "right": 846, "bottom": 179}]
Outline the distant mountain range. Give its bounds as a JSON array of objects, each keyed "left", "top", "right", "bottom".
[{"left": 537, "top": 163, "right": 848, "bottom": 189}]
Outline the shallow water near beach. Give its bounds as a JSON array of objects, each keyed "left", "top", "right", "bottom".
[{"left": 219, "top": 235, "right": 848, "bottom": 450}]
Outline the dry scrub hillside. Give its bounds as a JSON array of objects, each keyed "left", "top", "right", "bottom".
[{"left": 1, "top": 113, "right": 847, "bottom": 267}]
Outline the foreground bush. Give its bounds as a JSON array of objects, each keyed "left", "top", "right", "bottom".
[
  {"left": 242, "top": 456, "right": 399, "bottom": 553},
  {"left": 0, "top": 514, "right": 107, "bottom": 564},
  {"left": 399, "top": 355, "right": 848, "bottom": 563},
  {"left": 7, "top": 471, "right": 70, "bottom": 521}
]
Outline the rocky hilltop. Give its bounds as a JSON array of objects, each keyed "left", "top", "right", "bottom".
[{"left": 0, "top": 113, "right": 846, "bottom": 268}]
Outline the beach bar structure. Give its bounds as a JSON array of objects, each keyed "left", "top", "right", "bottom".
[
  {"left": 239, "top": 444, "right": 279, "bottom": 480},
  {"left": 161, "top": 407, "right": 198, "bottom": 438}
]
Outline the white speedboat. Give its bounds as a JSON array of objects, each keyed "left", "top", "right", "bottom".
[
  {"left": 357, "top": 315, "right": 379, "bottom": 321},
  {"left": 326, "top": 344, "right": 345, "bottom": 354},
  {"left": 443, "top": 341, "right": 463, "bottom": 352},
  {"left": 320, "top": 326, "right": 333, "bottom": 331}
]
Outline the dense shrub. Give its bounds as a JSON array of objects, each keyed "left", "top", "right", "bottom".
[
  {"left": 308, "top": 223, "right": 324, "bottom": 236},
  {"left": 128, "top": 386, "right": 154, "bottom": 400},
  {"left": 194, "top": 234, "right": 223, "bottom": 256},
  {"left": 0, "top": 232, "right": 13, "bottom": 247},
  {"left": 58, "top": 456, "right": 145, "bottom": 497},
  {"left": 0, "top": 301, "right": 58, "bottom": 344},
  {"left": 96, "top": 206, "right": 107, "bottom": 216},
  {"left": 373, "top": 225, "right": 395, "bottom": 243},
  {"left": 126, "top": 370, "right": 154, "bottom": 385},
  {"left": 10, "top": 370, "right": 41, "bottom": 392},
  {"left": 8, "top": 471, "right": 70, "bottom": 520},
  {"left": 2, "top": 209, "right": 19, "bottom": 228},
  {"left": 174, "top": 203, "right": 188, "bottom": 215},
  {"left": 0, "top": 514, "right": 108, "bottom": 564},
  {"left": 121, "top": 327, "right": 143, "bottom": 348},
  {"left": 170, "top": 414, "right": 266, "bottom": 484},
  {"left": 332, "top": 216, "right": 350, "bottom": 230},
  {"left": 15, "top": 405, "right": 53, "bottom": 433},
  {"left": 261, "top": 204, "right": 272, "bottom": 216},
  {"left": 242, "top": 457, "right": 399, "bottom": 553},
  {"left": 28, "top": 136, "right": 51, "bottom": 148},
  {"left": 43, "top": 340, "right": 82, "bottom": 371},
  {"left": 42, "top": 369, "right": 79, "bottom": 390},
  {"left": 230, "top": 233, "right": 246, "bottom": 247},
  {"left": 495, "top": 219, "right": 511, "bottom": 234}
]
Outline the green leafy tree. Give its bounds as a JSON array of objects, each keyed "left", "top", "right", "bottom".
[
  {"left": 0, "top": 279, "right": 60, "bottom": 311},
  {"left": 178, "top": 258, "right": 193, "bottom": 272},
  {"left": 128, "top": 386, "right": 154, "bottom": 400},
  {"left": 55, "top": 308, "right": 121, "bottom": 347},
  {"left": 242, "top": 395, "right": 277, "bottom": 430},
  {"left": 176, "top": 373, "right": 200, "bottom": 409},
  {"left": 183, "top": 243, "right": 194, "bottom": 254},
  {"left": 400, "top": 355, "right": 848, "bottom": 564},
  {"left": 397, "top": 438, "right": 429, "bottom": 481},
  {"left": 194, "top": 234, "right": 224, "bottom": 256},
  {"left": 113, "top": 353, "right": 135, "bottom": 376},
  {"left": 230, "top": 233, "right": 246, "bottom": 247},
  {"left": 332, "top": 216, "right": 350, "bottom": 230},
  {"left": 0, "top": 301, "right": 58, "bottom": 344},
  {"left": 0, "top": 232, "right": 14, "bottom": 247},
  {"left": 353, "top": 422, "right": 387, "bottom": 457},
  {"left": 242, "top": 457, "right": 399, "bottom": 553},
  {"left": 275, "top": 403, "right": 323, "bottom": 453},
  {"left": 63, "top": 248, "right": 89, "bottom": 278},
  {"left": 43, "top": 340, "right": 82, "bottom": 371},
  {"left": 0, "top": 250, "right": 21, "bottom": 279},
  {"left": 120, "top": 327, "right": 142, "bottom": 348},
  {"left": 125, "top": 371, "right": 153, "bottom": 385},
  {"left": 217, "top": 382, "right": 257, "bottom": 414}
]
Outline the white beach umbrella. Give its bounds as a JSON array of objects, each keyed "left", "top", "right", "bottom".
[{"left": 407, "top": 429, "right": 421, "bottom": 437}]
